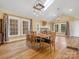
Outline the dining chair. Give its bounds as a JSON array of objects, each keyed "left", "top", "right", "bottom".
[
  {"left": 50, "top": 32, "right": 56, "bottom": 52},
  {"left": 26, "top": 31, "right": 36, "bottom": 47},
  {"left": 36, "top": 32, "right": 49, "bottom": 48},
  {"left": 31, "top": 31, "right": 43, "bottom": 48},
  {"left": 30, "top": 31, "right": 37, "bottom": 47},
  {"left": 41, "top": 32, "right": 56, "bottom": 51},
  {"left": 26, "top": 32, "right": 32, "bottom": 47},
  {"left": 39, "top": 34, "right": 51, "bottom": 48},
  {"left": 26, "top": 31, "right": 43, "bottom": 48}
]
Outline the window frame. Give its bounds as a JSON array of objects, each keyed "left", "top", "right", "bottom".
[
  {"left": 8, "top": 16, "right": 31, "bottom": 37},
  {"left": 21, "top": 19, "right": 30, "bottom": 35},
  {"left": 8, "top": 16, "right": 20, "bottom": 37}
]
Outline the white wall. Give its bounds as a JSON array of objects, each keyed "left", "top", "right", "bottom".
[{"left": 70, "top": 19, "right": 79, "bottom": 37}]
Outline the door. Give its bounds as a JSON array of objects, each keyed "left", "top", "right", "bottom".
[{"left": 54, "top": 23, "right": 66, "bottom": 36}]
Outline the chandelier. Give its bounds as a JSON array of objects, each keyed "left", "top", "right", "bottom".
[
  {"left": 33, "top": 0, "right": 45, "bottom": 16},
  {"left": 33, "top": 0, "right": 55, "bottom": 16}
]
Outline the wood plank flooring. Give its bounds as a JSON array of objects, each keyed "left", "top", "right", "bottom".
[{"left": 0, "top": 36, "right": 79, "bottom": 59}]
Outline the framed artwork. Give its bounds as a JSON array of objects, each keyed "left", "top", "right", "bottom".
[{"left": 42, "top": 21, "right": 47, "bottom": 26}]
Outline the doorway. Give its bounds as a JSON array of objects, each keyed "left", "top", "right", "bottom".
[{"left": 54, "top": 23, "right": 67, "bottom": 36}]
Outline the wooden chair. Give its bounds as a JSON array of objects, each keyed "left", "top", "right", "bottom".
[
  {"left": 26, "top": 32, "right": 32, "bottom": 47},
  {"left": 26, "top": 31, "right": 43, "bottom": 48},
  {"left": 26, "top": 31, "right": 36, "bottom": 47},
  {"left": 50, "top": 32, "right": 56, "bottom": 52},
  {"left": 40, "top": 35, "right": 50, "bottom": 48},
  {"left": 31, "top": 32, "right": 43, "bottom": 48},
  {"left": 30, "top": 31, "right": 36, "bottom": 47},
  {"left": 35, "top": 31, "right": 49, "bottom": 47},
  {"left": 40, "top": 32, "right": 56, "bottom": 51}
]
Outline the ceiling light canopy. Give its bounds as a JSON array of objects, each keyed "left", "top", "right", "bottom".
[{"left": 69, "top": 9, "right": 73, "bottom": 11}]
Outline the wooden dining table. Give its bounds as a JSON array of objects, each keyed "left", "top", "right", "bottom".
[
  {"left": 26, "top": 32, "right": 56, "bottom": 54},
  {"left": 33, "top": 33, "right": 54, "bottom": 51},
  {"left": 35, "top": 33, "right": 51, "bottom": 46},
  {"left": 36, "top": 33, "right": 50, "bottom": 38}
]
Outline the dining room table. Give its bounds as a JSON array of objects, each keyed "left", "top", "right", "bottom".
[{"left": 35, "top": 33, "right": 51, "bottom": 47}]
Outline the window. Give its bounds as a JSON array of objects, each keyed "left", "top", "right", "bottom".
[
  {"left": 23, "top": 21, "right": 28, "bottom": 34},
  {"left": 8, "top": 16, "right": 31, "bottom": 37},
  {"left": 36, "top": 24, "right": 40, "bottom": 31},
  {"left": 10, "top": 19, "right": 18, "bottom": 35},
  {"left": 61, "top": 24, "right": 66, "bottom": 32},
  {"left": 52, "top": 24, "right": 54, "bottom": 31}
]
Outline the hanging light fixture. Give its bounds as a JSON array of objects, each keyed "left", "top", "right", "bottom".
[
  {"left": 33, "top": 0, "right": 55, "bottom": 16},
  {"left": 33, "top": 0, "right": 45, "bottom": 16}
]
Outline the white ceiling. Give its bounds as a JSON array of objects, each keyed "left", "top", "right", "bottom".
[{"left": 0, "top": 0, "right": 79, "bottom": 20}]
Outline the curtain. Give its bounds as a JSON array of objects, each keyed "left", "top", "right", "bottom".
[
  {"left": 65, "top": 21, "right": 70, "bottom": 36},
  {"left": 0, "top": 14, "right": 8, "bottom": 44},
  {"left": 0, "top": 19, "right": 3, "bottom": 44}
]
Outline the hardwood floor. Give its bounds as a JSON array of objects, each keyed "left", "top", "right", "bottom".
[{"left": 0, "top": 36, "right": 79, "bottom": 59}]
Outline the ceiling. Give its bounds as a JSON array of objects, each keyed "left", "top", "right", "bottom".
[{"left": 0, "top": 0, "right": 79, "bottom": 20}]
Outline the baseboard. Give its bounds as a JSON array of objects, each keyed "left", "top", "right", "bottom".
[
  {"left": 6, "top": 39, "right": 26, "bottom": 44},
  {"left": 69, "top": 35, "right": 79, "bottom": 38},
  {"left": 67, "top": 46, "right": 79, "bottom": 51}
]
